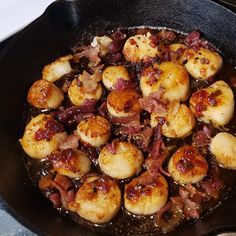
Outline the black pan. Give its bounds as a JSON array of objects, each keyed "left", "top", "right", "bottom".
[{"left": 0, "top": 0, "right": 236, "bottom": 235}]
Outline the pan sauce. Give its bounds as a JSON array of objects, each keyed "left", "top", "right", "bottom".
[{"left": 21, "top": 27, "right": 236, "bottom": 235}]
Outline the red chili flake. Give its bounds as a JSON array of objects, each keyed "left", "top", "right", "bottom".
[{"left": 200, "top": 58, "right": 210, "bottom": 64}]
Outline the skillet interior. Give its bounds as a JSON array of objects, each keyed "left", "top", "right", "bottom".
[{"left": 0, "top": 0, "right": 236, "bottom": 235}]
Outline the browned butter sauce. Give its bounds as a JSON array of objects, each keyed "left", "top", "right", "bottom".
[{"left": 21, "top": 27, "right": 236, "bottom": 235}]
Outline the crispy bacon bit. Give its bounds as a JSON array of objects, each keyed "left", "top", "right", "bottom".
[
  {"left": 35, "top": 119, "right": 64, "bottom": 141},
  {"left": 192, "top": 88, "right": 222, "bottom": 117},
  {"left": 145, "top": 68, "right": 163, "bottom": 86},
  {"left": 81, "top": 68, "right": 102, "bottom": 93},
  {"left": 106, "top": 142, "right": 117, "bottom": 154},
  {"left": 201, "top": 166, "right": 224, "bottom": 199},
  {"left": 157, "top": 30, "right": 176, "bottom": 42},
  {"left": 98, "top": 100, "right": 108, "bottom": 117},
  {"left": 129, "top": 38, "right": 137, "bottom": 45},
  {"left": 74, "top": 45, "right": 101, "bottom": 66},
  {"left": 53, "top": 174, "right": 72, "bottom": 191},
  {"left": 49, "top": 149, "right": 78, "bottom": 172},
  {"left": 113, "top": 78, "right": 135, "bottom": 90},
  {"left": 139, "top": 91, "right": 168, "bottom": 114},
  {"left": 149, "top": 34, "right": 159, "bottom": 48},
  {"left": 133, "top": 126, "right": 153, "bottom": 151},
  {"left": 51, "top": 101, "right": 96, "bottom": 126},
  {"left": 48, "top": 192, "right": 61, "bottom": 208},
  {"left": 126, "top": 172, "right": 163, "bottom": 201},
  {"left": 155, "top": 200, "right": 183, "bottom": 233},
  {"left": 90, "top": 176, "right": 112, "bottom": 194},
  {"left": 109, "top": 113, "right": 140, "bottom": 124},
  {"left": 108, "top": 31, "right": 126, "bottom": 53},
  {"left": 118, "top": 119, "right": 143, "bottom": 135},
  {"left": 176, "top": 146, "right": 208, "bottom": 174},
  {"left": 184, "top": 199, "right": 201, "bottom": 219},
  {"left": 38, "top": 175, "right": 53, "bottom": 190},
  {"left": 184, "top": 30, "right": 211, "bottom": 50},
  {"left": 58, "top": 132, "right": 79, "bottom": 150}
]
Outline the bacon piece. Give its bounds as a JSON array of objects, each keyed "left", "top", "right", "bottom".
[
  {"left": 38, "top": 175, "right": 53, "bottom": 190},
  {"left": 51, "top": 101, "right": 96, "bottom": 126},
  {"left": 201, "top": 166, "right": 224, "bottom": 199},
  {"left": 184, "top": 30, "right": 212, "bottom": 51},
  {"left": 81, "top": 68, "right": 102, "bottom": 93},
  {"left": 35, "top": 119, "right": 64, "bottom": 141},
  {"left": 113, "top": 78, "right": 135, "bottom": 90},
  {"left": 106, "top": 142, "right": 117, "bottom": 154},
  {"left": 58, "top": 132, "right": 79, "bottom": 150},
  {"left": 139, "top": 91, "right": 168, "bottom": 114},
  {"left": 184, "top": 199, "right": 201, "bottom": 219},
  {"left": 49, "top": 149, "right": 78, "bottom": 172},
  {"left": 48, "top": 192, "right": 61, "bottom": 208},
  {"left": 133, "top": 126, "right": 153, "bottom": 151},
  {"left": 98, "top": 100, "right": 108, "bottom": 117},
  {"left": 109, "top": 113, "right": 140, "bottom": 124},
  {"left": 74, "top": 45, "right": 101, "bottom": 66},
  {"left": 157, "top": 30, "right": 176, "bottom": 42}
]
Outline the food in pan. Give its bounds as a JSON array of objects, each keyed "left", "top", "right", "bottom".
[{"left": 20, "top": 28, "right": 236, "bottom": 234}]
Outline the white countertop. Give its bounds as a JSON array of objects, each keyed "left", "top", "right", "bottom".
[{"left": 0, "top": 0, "right": 55, "bottom": 42}]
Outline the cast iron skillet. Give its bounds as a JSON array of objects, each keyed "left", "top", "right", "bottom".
[{"left": 0, "top": 0, "right": 236, "bottom": 235}]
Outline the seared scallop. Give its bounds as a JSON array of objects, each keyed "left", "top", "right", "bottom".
[
  {"left": 19, "top": 114, "right": 66, "bottom": 159},
  {"left": 42, "top": 55, "right": 73, "bottom": 82},
  {"left": 168, "top": 145, "right": 208, "bottom": 184},
  {"left": 190, "top": 80, "right": 234, "bottom": 126},
  {"left": 77, "top": 116, "right": 111, "bottom": 147},
  {"left": 123, "top": 33, "right": 159, "bottom": 62},
  {"left": 150, "top": 101, "right": 196, "bottom": 138},
  {"left": 169, "top": 43, "right": 188, "bottom": 64},
  {"left": 184, "top": 47, "right": 223, "bottom": 80},
  {"left": 68, "top": 75, "right": 102, "bottom": 106},
  {"left": 68, "top": 175, "right": 121, "bottom": 224},
  {"left": 49, "top": 149, "right": 91, "bottom": 178},
  {"left": 124, "top": 172, "right": 168, "bottom": 215},
  {"left": 210, "top": 132, "right": 236, "bottom": 169},
  {"left": 140, "top": 61, "right": 190, "bottom": 101},
  {"left": 102, "top": 65, "right": 130, "bottom": 90},
  {"left": 27, "top": 80, "right": 64, "bottom": 109},
  {"left": 107, "top": 89, "right": 141, "bottom": 117},
  {"left": 98, "top": 141, "right": 144, "bottom": 179}
]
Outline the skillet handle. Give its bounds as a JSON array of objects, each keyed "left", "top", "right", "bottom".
[{"left": 213, "top": 0, "right": 236, "bottom": 12}]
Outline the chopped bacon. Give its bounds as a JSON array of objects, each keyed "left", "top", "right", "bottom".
[
  {"left": 108, "top": 31, "right": 126, "bottom": 53},
  {"left": 184, "top": 30, "right": 212, "bottom": 51},
  {"left": 109, "top": 113, "right": 140, "bottom": 124},
  {"left": 201, "top": 166, "right": 224, "bottom": 199},
  {"left": 51, "top": 101, "right": 96, "bottom": 126},
  {"left": 38, "top": 174, "right": 75, "bottom": 209},
  {"left": 49, "top": 149, "right": 78, "bottom": 172},
  {"left": 184, "top": 199, "right": 201, "bottom": 219},
  {"left": 155, "top": 200, "right": 183, "bottom": 233},
  {"left": 157, "top": 30, "right": 176, "bottom": 42},
  {"left": 35, "top": 119, "right": 64, "bottom": 141},
  {"left": 113, "top": 78, "right": 135, "bottom": 90},
  {"left": 98, "top": 100, "right": 108, "bottom": 117},
  {"left": 38, "top": 175, "right": 53, "bottom": 190},
  {"left": 58, "top": 132, "right": 79, "bottom": 150},
  {"left": 139, "top": 92, "right": 168, "bottom": 114},
  {"left": 74, "top": 45, "right": 101, "bottom": 66},
  {"left": 81, "top": 68, "right": 102, "bottom": 93},
  {"left": 149, "top": 34, "right": 159, "bottom": 48},
  {"left": 48, "top": 192, "right": 61, "bottom": 208},
  {"left": 133, "top": 126, "right": 153, "bottom": 151},
  {"left": 53, "top": 174, "right": 72, "bottom": 191},
  {"left": 106, "top": 142, "right": 117, "bottom": 154}
]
